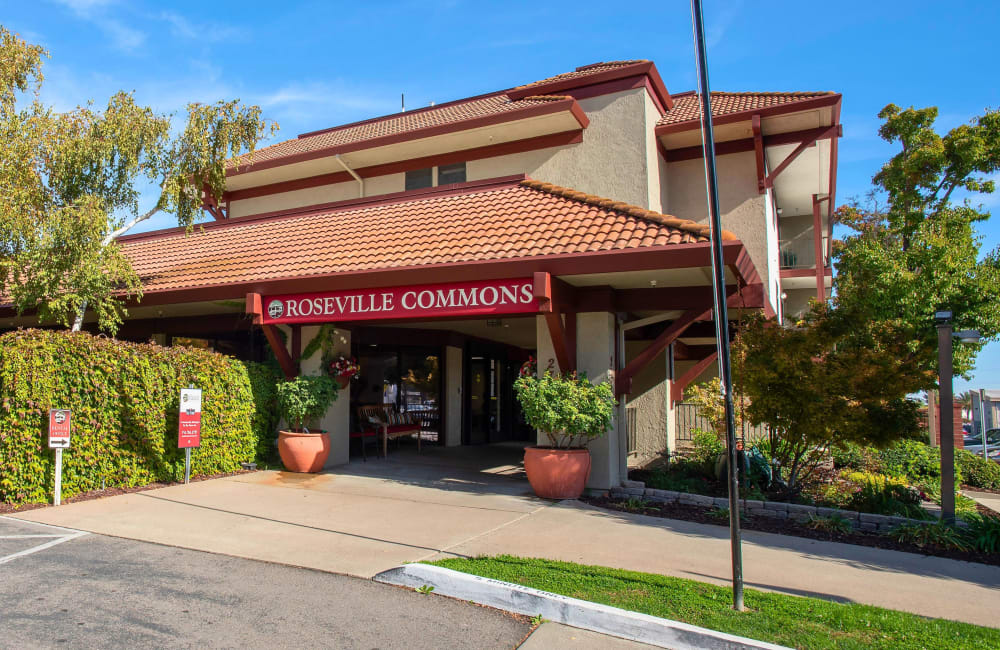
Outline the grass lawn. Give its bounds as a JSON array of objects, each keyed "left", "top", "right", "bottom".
[{"left": 427, "top": 555, "right": 1000, "bottom": 650}]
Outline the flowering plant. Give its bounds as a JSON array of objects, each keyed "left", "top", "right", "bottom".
[{"left": 328, "top": 355, "right": 361, "bottom": 379}]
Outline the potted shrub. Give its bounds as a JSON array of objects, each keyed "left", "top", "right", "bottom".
[
  {"left": 276, "top": 375, "right": 338, "bottom": 473},
  {"left": 514, "top": 358, "right": 616, "bottom": 499}
]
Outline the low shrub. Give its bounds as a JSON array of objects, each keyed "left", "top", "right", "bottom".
[
  {"left": 962, "top": 514, "right": 1000, "bottom": 554},
  {"left": 244, "top": 361, "right": 283, "bottom": 459},
  {"left": 842, "top": 471, "right": 928, "bottom": 519},
  {"left": 878, "top": 440, "right": 949, "bottom": 484},
  {"left": 805, "top": 514, "right": 853, "bottom": 534},
  {"left": 888, "top": 522, "right": 971, "bottom": 552},
  {"left": 689, "top": 429, "right": 724, "bottom": 474},
  {"left": 644, "top": 459, "right": 716, "bottom": 494},
  {"left": 916, "top": 481, "right": 979, "bottom": 517},
  {"left": 957, "top": 449, "right": 1000, "bottom": 490},
  {"left": 0, "top": 329, "right": 280, "bottom": 505}
]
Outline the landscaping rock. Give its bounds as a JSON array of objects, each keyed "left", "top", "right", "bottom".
[
  {"left": 622, "top": 487, "right": 645, "bottom": 496},
  {"left": 609, "top": 488, "right": 627, "bottom": 499},
  {"left": 859, "top": 522, "right": 878, "bottom": 532},
  {"left": 763, "top": 501, "right": 789, "bottom": 512},
  {"left": 679, "top": 493, "right": 715, "bottom": 507},
  {"left": 816, "top": 507, "right": 848, "bottom": 519},
  {"left": 743, "top": 499, "right": 764, "bottom": 511},
  {"left": 622, "top": 480, "right": 645, "bottom": 489},
  {"left": 757, "top": 509, "right": 788, "bottom": 520},
  {"left": 713, "top": 497, "right": 730, "bottom": 510},
  {"left": 785, "top": 504, "right": 816, "bottom": 516},
  {"left": 859, "top": 513, "right": 893, "bottom": 526}
]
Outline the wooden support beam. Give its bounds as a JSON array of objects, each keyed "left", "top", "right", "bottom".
[
  {"left": 671, "top": 352, "right": 719, "bottom": 403},
  {"left": 812, "top": 194, "right": 827, "bottom": 302},
  {"left": 764, "top": 124, "right": 840, "bottom": 189},
  {"left": 247, "top": 292, "right": 295, "bottom": 379},
  {"left": 262, "top": 325, "right": 296, "bottom": 380},
  {"left": 616, "top": 305, "right": 712, "bottom": 396},
  {"left": 291, "top": 324, "right": 302, "bottom": 361},
  {"left": 752, "top": 114, "right": 766, "bottom": 194},
  {"left": 544, "top": 312, "right": 576, "bottom": 373}
]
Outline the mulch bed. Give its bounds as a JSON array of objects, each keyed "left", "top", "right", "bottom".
[
  {"left": 964, "top": 484, "right": 1000, "bottom": 496},
  {"left": 582, "top": 495, "right": 1000, "bottom": 567},
  {"left": 0, "top": 469, "right": 257, "bottom": 514}
]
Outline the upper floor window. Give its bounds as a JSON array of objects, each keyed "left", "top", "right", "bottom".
[
  {"left": 438, "top": 162, "right": 466, "bottom": 185},
  {"left": 405, "top": 162, "right": 467, "bottom": 191},
  {"left": 405, "top": 168, "right": 433, "bottom": 191}
]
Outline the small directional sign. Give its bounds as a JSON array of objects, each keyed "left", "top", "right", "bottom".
[{"left": 48, "top": 409, "right": 71, "bottom": 449}]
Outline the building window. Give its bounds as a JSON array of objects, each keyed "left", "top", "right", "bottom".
[
  {"left": 405, "top": 167, "right": 433, "bottom": 191},
  {"left": 437, "top": 162, "right": 466, "bottom": 185}
]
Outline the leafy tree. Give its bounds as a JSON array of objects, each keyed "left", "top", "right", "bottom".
[
  {"left": 0, "top": 26, "right": 276, "bottom": 333},
  {"left": 834, "top": 104, "right": 1000, "bottom": 381},
  {"left": 736, "top": 309, "right": 924, "bottom": 493}
]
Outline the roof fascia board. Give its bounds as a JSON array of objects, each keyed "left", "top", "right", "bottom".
[
  {"left": 229, "top": 97, "right": 589, "bottom": 178},
  {"left": 224, "top": 129, "right": 583, "bottom": 203},
  {"left": 115, "top": 240, "right": 753, "bottom": 308}
]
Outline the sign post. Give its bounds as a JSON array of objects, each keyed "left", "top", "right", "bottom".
[
  {"left": 178, "top": 387, "right": 202, "bottom": 484},
  {"left": 48, "top": 409, "right": 72, "bottom": 506}
]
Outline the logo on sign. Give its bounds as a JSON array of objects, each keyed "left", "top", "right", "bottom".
[
  {"left": 267, "top": 300, "right": 284, "bottom": 319},
  {"left": 48, "top": 409, "right": 72, "bottom": 449}
]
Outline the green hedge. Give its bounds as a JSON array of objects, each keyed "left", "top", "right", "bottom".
[
  {"left": 957, "top": 449, "right": 1000, "bottom": 490},
  {"left": 0, "top": 329, "right": 280, "bottom": 505}
]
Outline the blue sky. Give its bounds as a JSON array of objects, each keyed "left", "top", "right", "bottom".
[{"left": 5, "top": 0, "right": 1000, "bottom": 390}]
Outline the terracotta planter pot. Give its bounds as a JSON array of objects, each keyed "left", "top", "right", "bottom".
[
  {"left": 277, "top": 430, "right": 331, "bottom": 473},
  {"left": 334, "top": 375, "right": 350, "bottom": 390},
  {"left": 523, "top": 446, "right": 591, "bottom": 499}
]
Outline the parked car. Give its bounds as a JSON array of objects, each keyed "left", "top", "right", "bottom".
[{"left": 964, "top": 428, "right": 1000, "bottom": 456}]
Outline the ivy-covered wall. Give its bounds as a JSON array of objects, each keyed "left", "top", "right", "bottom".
[{"left": 0, "top": 329, "right": 281, "bottom": 505}]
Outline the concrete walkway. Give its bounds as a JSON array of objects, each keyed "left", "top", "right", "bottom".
[
  {"left": 967, "top": 489, "right": 1000, "bottom": 515},
  {"left": 11, "top": 456, "right": 1000, "bottom": 629}
]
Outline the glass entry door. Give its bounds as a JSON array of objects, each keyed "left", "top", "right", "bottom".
[{"left": 467, "top": 356, "right": 500, "bottom": 445}]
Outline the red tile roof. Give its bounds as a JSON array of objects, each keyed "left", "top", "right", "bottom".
[
  {"left": 122, "top": 177, "right": 732, "bottom": 294},
  {"left": 657, "top": 91, "right": 838, "bottom": 128},
  {"left": 511, "top": 60, "right": 650, "bottom": 91},
  {"left": 228, "top": 62, "right": 648, "bottom": 174}
]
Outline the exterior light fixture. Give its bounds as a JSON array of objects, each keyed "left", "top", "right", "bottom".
[
  {"left": 933, "top": 310, "right": 980, "bottom": 524},
  {"left": 954, "top": 330, "right": 981, "bottom": 343}
]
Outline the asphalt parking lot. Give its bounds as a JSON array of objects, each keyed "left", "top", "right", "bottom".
[{"left": 0, "top": 516, "right": 529, "bottom": 649}]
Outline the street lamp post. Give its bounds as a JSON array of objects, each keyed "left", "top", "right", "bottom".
[{"left": 935, "top": 310, "right": 981, "bottom": 525}]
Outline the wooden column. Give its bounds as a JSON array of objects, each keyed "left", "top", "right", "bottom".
[{"left": 812, "top": 194, "right": 826, "bottom": 302}]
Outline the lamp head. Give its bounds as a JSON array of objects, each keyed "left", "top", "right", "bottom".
[
  {"left": 934, "top": 310, "right": 953, "bottom": 324},
  {"left": 954, "top": 330, "right": 982, "bottom": 344}
]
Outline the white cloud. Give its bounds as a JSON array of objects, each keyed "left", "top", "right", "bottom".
[
  {"left": 156, "top": 11, "right": 246, "bottom": 42},
  {"left": 50, "top": 0, "right": 146, "bottom": 52}
]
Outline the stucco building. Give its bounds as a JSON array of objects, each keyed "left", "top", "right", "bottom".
[{"left": 48, "top": 60, "right": 843, "bottom": 489}]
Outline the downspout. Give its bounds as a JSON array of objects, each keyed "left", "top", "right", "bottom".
[
  {"left": 335, "top": 154, "right": 364, "bottom": 198},
  {"left": 616, "top": 314, "right": 628, "bottom": 483}
]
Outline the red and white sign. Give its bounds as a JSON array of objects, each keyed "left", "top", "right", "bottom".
[
  {"left": 261, "top": 277, "right": 538, "bottom": 325},
  {"left": 48, "top": 409, "right": 71, "bottom": 449},
  {"left": 178, "top": 388, "right": 202, "bottom": 449}
]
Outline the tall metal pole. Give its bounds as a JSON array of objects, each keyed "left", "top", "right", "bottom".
[
  {"left": 937, "top": 318, "right": 956, "bottom": 524},
  {"left": 690, "top": 0, "right": 744, "bottom": 611}
]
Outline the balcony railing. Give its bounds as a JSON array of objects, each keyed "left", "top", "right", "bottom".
[{"left": 779, "top": 236, "right": 829, "bottom": 270}]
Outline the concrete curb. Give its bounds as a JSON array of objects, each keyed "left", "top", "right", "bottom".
[{"left": 373, "top": 563, "right": 789, "bottom": 650}]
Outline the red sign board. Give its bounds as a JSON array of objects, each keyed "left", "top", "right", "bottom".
[
  {"left": 261, "top": 277, "right": 538, "bottom": 325},
  {"left": 178, "top": 388, "right": 202, "bottom": 449},
  {"left": 48, "top": 409, "right": 71, "bottom": 449}
]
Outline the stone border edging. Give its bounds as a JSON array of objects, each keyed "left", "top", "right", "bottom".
[
  {"left": 374, "top": 563, "right": 790, "bottom": 650},
  {"left": 614, "top": 481, "right": 932, "bottom": 533}
]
